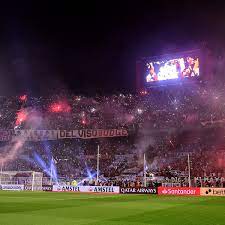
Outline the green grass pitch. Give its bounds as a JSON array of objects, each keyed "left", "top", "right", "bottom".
[{"left": 0, "top": 191, "right": 225, "bottom": 225}]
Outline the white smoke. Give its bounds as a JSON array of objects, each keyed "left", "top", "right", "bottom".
[
  {"left": 0, "top": 107, "right": 44, "bottom": 167},
  {"left": 0, "top": 136, "right": 26, "bottom": 166},
  {"left": 134, "top": 121, "right": 156, "bottom": 167}
]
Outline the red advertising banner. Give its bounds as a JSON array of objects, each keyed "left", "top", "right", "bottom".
[{"left": 158, "top": 187, "right": 200, "bottom": 196}]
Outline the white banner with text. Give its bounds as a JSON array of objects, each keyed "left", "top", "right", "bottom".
[
  {"left": 0, "top": 184, "right": 24, "bottom": 191},
  {"left": 52, "top": 185, "right": 120, "bottom": 194},
  {"left": 0, "top": 129, "right": 128, "bottom": 142}
]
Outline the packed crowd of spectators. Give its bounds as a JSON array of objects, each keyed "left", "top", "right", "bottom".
[
  {"left": 1, "top": 82, "right": 225, "bottom": 131},
  {"left": 1, "top": 80, "right": 225, "bottom": 187}
]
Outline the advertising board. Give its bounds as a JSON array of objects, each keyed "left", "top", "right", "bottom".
[
  {"left": 24, "top": 185, "right": 53, "bottom": 191},
  {"left": 52, "top": 185, "right": 120, "bottom": 194},
  {"left": 200, "top": 188, "right": 225, "bottom": 196},
  {"left": 120, "top": 187, "right": 157, "bottom": 194},
  {"left": 158, "top": 187, "right": 200, "bottom": 195},
  {"left": 0, "top": 184, "right": 24, "bottom": 191}
]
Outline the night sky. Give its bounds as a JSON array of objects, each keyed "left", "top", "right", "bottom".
[{"left": 0, "top": 1, "right": 225, "bottom": 95}]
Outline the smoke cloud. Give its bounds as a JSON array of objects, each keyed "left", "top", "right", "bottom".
[
  {"left": 0, "top": 136, "right": 25, "bottom": 165},
  {"left": 0, "top": 106, "right": 44, "bottom": 167},
  {"left": 135, "top": 121, "right": 156, "bottom": 167}
]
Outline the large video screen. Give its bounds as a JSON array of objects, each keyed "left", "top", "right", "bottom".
[{"left": 145, "top": 56, "right": 200, "bottom": 83}]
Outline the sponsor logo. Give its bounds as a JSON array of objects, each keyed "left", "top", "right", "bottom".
[
  {"left": 201, "top": 188, "right": 225, "bottom": 196},
  {"left": 93, "top": 186, "right": 115, "bottom": 193},
  {"left": 83, "top": 186, "right": 119, "bottom": 193},
  {"left": 61, "top": 186, "right": 80, "bottom": 192},
  {"left": 24, "top": 186, "right": 41, "bottom": 191},
  {"left": 42, "top": 185, "right": 53, "bottom": 191},
  {"left": 53, "top": 185, "right": 80, "bottom": 192},
  {"left": 120, "top": 187, "right": 157, "bottom": 194},
  {"left": 0, "top": 185, "right": 24, "bottom": 191},
  {"left": 158, "top": 187, "right": 200, "bottom": 195},
  {"left": 24, "top": 186, "right": 52, "bottom": 191},
  {"left": 25, "top": 186, "right": 32, "bottom": 191}
]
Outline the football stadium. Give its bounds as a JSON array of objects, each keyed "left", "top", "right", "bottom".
[{"left": 1, "top": 2, "right": 225, "bottom": 225}]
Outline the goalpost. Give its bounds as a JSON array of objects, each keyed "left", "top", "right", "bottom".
[
  {"left": 0, "top": 171, "right": 43, "bottom": 191},
  {"left": 31, "top": 172, "right": 43, "bottom": 191}
]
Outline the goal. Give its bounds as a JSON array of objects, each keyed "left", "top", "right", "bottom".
[{"left": 0, "top": 171, "right": 43, "bottom": 191}]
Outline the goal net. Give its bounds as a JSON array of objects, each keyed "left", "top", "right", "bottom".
[{"left": 0, "top": 171, "right": 43, "bottom": 191}]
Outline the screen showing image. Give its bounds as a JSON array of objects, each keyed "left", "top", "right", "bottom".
[{"left": 145, "top": 56, "right": 200, "bottom": 83}]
